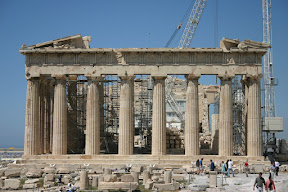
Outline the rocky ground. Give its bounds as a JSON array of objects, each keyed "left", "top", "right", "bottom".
[{"left": 0, "top": 162, "right": 287, "bottom": 191}]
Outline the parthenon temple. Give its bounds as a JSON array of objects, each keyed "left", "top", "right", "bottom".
[{"left": 20, "top": 34, "right": 269, "bottom": 165}]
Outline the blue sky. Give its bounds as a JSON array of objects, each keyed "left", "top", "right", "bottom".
[{"left": 0, "top": 0, "right": 287, "bottom": 148}]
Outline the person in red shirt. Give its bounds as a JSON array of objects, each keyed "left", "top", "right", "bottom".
[
  {"left": 265, "top": 175, "right": 276, "bottom": 192},
  {"left": 244, "top": 161, "right": 249, "bottom": 177}
]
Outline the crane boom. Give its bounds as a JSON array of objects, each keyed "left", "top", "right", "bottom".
[{"left": 179, "top": 0, "right": 208, "bottom": 48}]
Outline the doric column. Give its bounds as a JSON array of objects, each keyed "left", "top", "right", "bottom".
[
  {"left": 85, "top": 76, "right": 102, "bottom": 155},
  {"left": 52, "top": 75, "right": 67, "bottom": 155},
  {"left": 24, "top": 77, "right": 40, "bottom": 155},
  {"left": 218, "top": 74, "right": 234, "bottom": 156},
  {"left": 118, "top": 76, "right": 135, "bottom": 155},
  {"left": 185, "top": 74, "right": 200, "bottom": 156},
  {"left": 247, "top": 74, "right": 262, "bottom": 156},
  {"left": 49, "top": 81, "right": 54, "bottom": 153},
  {"left": 39, "top": 79, "right": 45, "bottom": 154},
  {"left": 43, "top": 79, "right": 51, "bottom": 154},
  {"left": 152, "top": 76, "right": 166, "bottom": 156}
]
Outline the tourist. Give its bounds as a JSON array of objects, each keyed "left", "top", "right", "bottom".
[
  {"left": 221, "top": 161, "right": 226, "bottom": 175},
  {"left": 226, "top": 159, "right": 229, "bottom": 172},
  {"left": 253, "top": 172, "right": 265, "bottom": 192},
  {"left": 227, "top": 159, "right": 234, "bottom": 177},
  {"left": 58, "top": 175, "right": 63, "bottom": 185},
  {"left": 199, "top": 158, "right": 204, "bottom": 174},
  {"left": 244, "top": 160, "right": 249, "bottom": 177},
  {"left": 274, "top": 159, "right": 280, "bottom": 176},
  {"left": 67, "top": 183, "right": 76, "bottom": 192},
  {"left": 210, "top": 159, "right": 215, "bottom": 171},
  {"left": 265, "top": 174, "right": 276, "bottom": 192},
  {"left": 196, "top": 159, "right": 200, "bottom": 174},
  {"left": 269, "top": 163, "right": 276, "bottom": 179}
]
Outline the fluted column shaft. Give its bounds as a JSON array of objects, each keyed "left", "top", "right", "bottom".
[
  {"left": 52, "top": 76, "right": 67, "bottom": 155},
  {"left": 39, "top": 80, "right": 45, "bottom": 154},
  {"left": 85, "top": 77, "right": 102, "bottom": 155},
  {"left": 24, "top": 78, "right": 40, "bottom": 155},
  {"left": 247, "top": 75, "right": 262, "bottom": 156},
  {"left": 49, "top": 83, "right": 54, "bottom": 153},
  {"left": 219, "top": 75, "right": 234, "bottom": 156},
  {"left": 152, "top": 76, "right": 166, "bottom": 156},
  {"left": 185, "top": 74, "right": 200, "bottom": 156},
  {"left": 43, "top": 80, "right": 51, "bottom": 154},
  {"left": 118, "top": 76, "right": 135, "bottom": 155}
]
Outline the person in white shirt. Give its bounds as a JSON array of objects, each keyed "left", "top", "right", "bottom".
[
  {"left": 227, "top": 159, "right": 234, "bottom": 177},
  {"left": 275, "top": 160, "right": 280, "bottom": 176}
]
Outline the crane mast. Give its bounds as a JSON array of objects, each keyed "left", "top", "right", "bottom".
[{"left": 263, "top": 0, "right": 275, "bottom": 118}]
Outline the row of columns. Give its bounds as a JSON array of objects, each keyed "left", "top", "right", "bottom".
[{"left": 24, "top": 74, "right": 262, "bottom": 157}]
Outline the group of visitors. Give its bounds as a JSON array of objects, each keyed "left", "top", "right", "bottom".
[
  {"left": 253, "top": 172, "right": 276, "bottom": 192},
  {"left": 220, "top": 159, "right": 235, "bottom": 177}
]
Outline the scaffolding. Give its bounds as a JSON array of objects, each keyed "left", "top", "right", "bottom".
[{"left": 232, "top": 76, "right": 246, "bottom": 156}]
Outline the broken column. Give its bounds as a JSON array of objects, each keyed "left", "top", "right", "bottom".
[
  {"left": 85, "top": 76, "right": 102, "bottom": 155},
  {"left": 52, "top": 75, "right": 67, "bottom": 155},
  {"left": 118, "top": 76, "right": 135, "bottom": 155},
  {"left": 185, "top": 74, "right": 200, "bottom": 156},
  {"left": 218, "top": 74, "right": 234, "bottom": 156},
  {"left": 152, "top": 76, "right": 166, "bottom": 155},
  {"left": 247, "top": 75, "right": 262, "bottom": 156},
  {"left": 80, "top": 171, "right": 88, "bottom": 190},
  {"left": 24, "top": 77, "right": 40, "bottom": 155},
  {"left": 164, "top": 171, "right": 172, "bottom": 183}
]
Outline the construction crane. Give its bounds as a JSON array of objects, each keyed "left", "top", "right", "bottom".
[
  {"left": 263, "top": 0, "right": 276, "bottom": 118},
  {"left": 165, "top": 0, "right": 208, "bottom": 128}
]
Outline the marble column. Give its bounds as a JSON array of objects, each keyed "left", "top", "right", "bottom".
[
  {"left": 218, "top": 74, "right": 234, "bottom": 156},
  {"left": 52, "top": 75, "right": 67, "bottom": 155},
  {"left": 39, "top": 79, "right": 45, "bottom": 154},
  {"left": 185, "top": 74, "right": 200, "bottom": 156},
  {"left": 85, "top": 76, "right": 102, "bottom": 155},
  {"left": 24, "top": 78, "right": 40, "bottom": 155},
  {"left": 152, "top": 76, "right": 166, "bottom": 156},
  {"left": 118, "top": 76, "right": 135, "bottom": 155},
  {"left": 49, "top": 81, "right": 54, "bottom": 153},
  {"left": 247, "top": 75, "right": 262, "bottom": 156},
  {"left": 43, "top": 80, "right": 51, "bottom": 154}
]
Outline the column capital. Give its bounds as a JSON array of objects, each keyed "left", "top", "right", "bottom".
[
  {"left": 27, "top": 77, "right": 40, "bottom": 81},
  {"left": 52, "top": 75, "right": 66, "bottom": 81},
  {"left": 119, "top": 75, "right": 135, "bottom": 81},
  {"left": 246, "top": 74, "right": 263, "bottom": 82},
  {"left": 218, "top": 74, "right": 235, "bottom": 81},
  {"left": 185, "top": 73, "right": 201, "bottom": 80},
  {"left": 86, "top": 75, "right": 104, "bottom": 81},
  {"left": 68, "top": 75, "right": 78, "bottom": 80},
  {"left": 152, "top": 76, "right": 166, "bottom": 80}
]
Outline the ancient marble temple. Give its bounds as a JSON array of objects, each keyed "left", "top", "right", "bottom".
[{"left": 20, "top": 34, "right": 268, "bottom": 164}]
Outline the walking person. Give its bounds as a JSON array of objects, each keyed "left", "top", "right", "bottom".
[
  {"left": 210, "top": 159, "right": 215, "bottom": 171},
  {"left": 244, "top": 161, "right": 249, "bottom": 177},
  {"left": 274, "top": 160, "right": 280, "bottom": 176},
  {"left": 199, "top": 158, "right": 204, "bottom": 174},
  {"left": 253, "top": 172, "right": 265, "bottom": 192},
  {"left": 269, "top": 163, "right": 276, "bottom": 180},
  {"left": 265, "top": 174, "right": 276, "bottom": 192},
  {"left": 196, "top": 159, "right": 200, "bottom": 174},
  {"left": 221, "top": 161, "right": 226, "bottom": 175},
  {"left": 227, "top": 159, "right": 234, "bottom": 177},
  {"left": 225, "top": 159, "right": 229, "bottom": 173}
]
